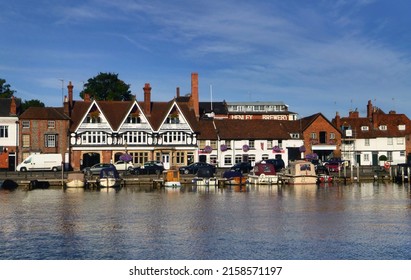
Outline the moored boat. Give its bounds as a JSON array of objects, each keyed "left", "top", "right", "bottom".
[
  {"left": 164, "top": 169, "right": 182, "bottom": 188},
  {"left": 66, "top": 173, "right": 86, "bottom": 188},
  {"left": 279, "top": 160, "right": 317, "bottom": 185},
  {"left": 222, "top": 170, "right": 247, "bottom": 185},
  {"left": 247, "top": 161, "right": 278, "bottom": 185},
  {"left": 192, "top": 166, "right": 218, "bottom": 187},
  {"left": 97, "top": 167, "right": 122, "bottom": 188},
  {"left": 315, "top": 165, "right": 333, "bottom": 184}
]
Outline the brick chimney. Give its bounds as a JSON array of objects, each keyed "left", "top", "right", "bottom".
[
  {"left": 334, "top": 111, "right": 341, "bottom": 129},
  {"left": 176, "top": 87, "right": 180, "bottom": 98},
  {"left": 143, "top": 83, "right": 151, "bottom": 116},
  {"left": 67, "top": 81, "right": 74, "bottom": 108},
  {"left": 190, "top": 72, "right": 200, "bottom": 118},
  {"left": 64, "top": 81, "right": 74, "bottom": 116},
  {"left": 372, "top": 112, "right": 379, "bottom": 129},
  {"left": 349, "top": 110, "right": 359, "bottom": 118},
  {"left": 10, "top": 96, "right": 17, "bottom": 116},
  {"left": 367, "top": 100, "right": 373, "bottom": 119},
  {"left": 84, "top": 93, "right": 91, "bottom": 102}
]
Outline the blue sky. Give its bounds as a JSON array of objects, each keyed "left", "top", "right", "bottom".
[{"left": 1, "top": 0, "right": 411, "bottom": 120}]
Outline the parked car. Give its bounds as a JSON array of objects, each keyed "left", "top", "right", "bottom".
[
  {"left": 131, "top": 161, "right": 165, "bottom": 175},
  {"left": 262, "top": 158, "right": 285, "bottom": 172},
  {"left": 83, "top": 163, "right": 116, "bottom": 175},
  {"left": 113, "top": 160, "right": 137, "bottom": 171},
  {"left": 179, "top": 162, "right": 216, "bottom": 175},
  {"left": 324, "top": 161, "right": 341, "bottom": 172},
  {"left": 230, "top": 162, "right": 252, "bottom": 174}
]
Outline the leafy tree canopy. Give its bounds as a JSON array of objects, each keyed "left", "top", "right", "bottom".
[
  {"left": 80, "top": 72, "right": 132, "bottom": 101},
  {"left": 22, "top": 99, "right": 45, "bottom": 111},
  {"left": 0, "top": 78, "right": 16, "bottom": 98}
]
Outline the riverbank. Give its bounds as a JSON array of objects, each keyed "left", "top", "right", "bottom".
[{"left": 0, "top": 165, "right": 398, "bottom": 191}]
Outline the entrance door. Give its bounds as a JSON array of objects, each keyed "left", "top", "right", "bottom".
[
  {"left": 356, "top": 154, "right": 361, "bottom": 166},
  {"left": 162, "top": 154, "right": 170, "bottom": 169},
  {"left": 372, "top": 152, "right": 378, "bottom": 166},
  {"left": 8, "top": 153, "right": 16, "bottom": 171}
]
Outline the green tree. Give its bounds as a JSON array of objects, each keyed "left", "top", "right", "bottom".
[
  {"left": 80, "top": 72, "right": 132, "bottom": 101},
  {"left": 0, "top": 78, "right": 16, "bottom": 98},
  {"left": 21, "top": 99, "right": 45, "bottom": 111}
]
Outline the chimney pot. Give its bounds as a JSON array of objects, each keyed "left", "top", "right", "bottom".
[
  {"left": 190, "top": 73, "right": 199, "bottom": 118},
  {"left": 144, "top": 83, "right": 152, "bottom": 115}
]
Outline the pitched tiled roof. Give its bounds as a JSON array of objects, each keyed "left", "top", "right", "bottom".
[
  {"left": 339, "top": 113, "right": 411, "bottom": 138},
  {"left": 0, "top": 98, "right": 21, "bottom": 116},
  {"left": 70, "top": 100, "right": 92, "bottom": 131},
  {"left": 199, "top": 119, "right": 292, "bottom": 140},
  {"left": 300, "top": 113, "right": 338, "bottom": 131},
  {"left": 97, "top": 101, "right": 134, "bottom": 131},
  {"left": 19, "top": 107, "right": 69, "bottom": 120}
]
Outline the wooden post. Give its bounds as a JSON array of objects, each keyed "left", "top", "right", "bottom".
[
  {"left": 350, "top": 164, "right": 354, "bottom": 182},
  {"left": 356, "top": 164, "right": 360, "bottom": 182}
]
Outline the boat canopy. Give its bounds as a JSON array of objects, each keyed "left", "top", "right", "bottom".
[
  {"left": 99, "top": 167, "right": 120, "bottom": 179},
  {"left": 253, "top": 162, "right": 276, "bottom": 175}
]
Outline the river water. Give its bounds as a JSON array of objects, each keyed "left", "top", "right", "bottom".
[{"left": 0, "top": 182, "right": 410, "bottom": 260}]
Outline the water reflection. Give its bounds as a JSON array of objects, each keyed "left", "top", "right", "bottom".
[{"left": 0, "top": 182, "right": 410, "bottom": 260}]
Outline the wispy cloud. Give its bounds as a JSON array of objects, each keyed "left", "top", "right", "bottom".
[{"left": 2, "top": 0, "right": 411, "bottom": 119}]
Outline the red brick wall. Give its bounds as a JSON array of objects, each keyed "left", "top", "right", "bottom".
[
  {"left": 19, "top": 119, "right": 69, "bottom": 163},
  {"left": 303, "top": 115, "right": 341, "bottom": 156}
]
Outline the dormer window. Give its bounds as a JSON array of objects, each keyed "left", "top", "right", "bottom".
[
  {"left": 126, "top": 112, "right": 141, "bottom": 124},
  {"left": 361, "top": 126, "right": 369, "bottom": 131},
  {"left": 398, "top": 124, "right": 406, "bottom": 131},
  {"left": 166, "top": 112, "right": 179, "bottom": 124},
  {"left": 86, "top": 111, "right": 101, "bottom": 123},
  {"left": 379, "top": 125, "right": 387, "bottom": 131}
]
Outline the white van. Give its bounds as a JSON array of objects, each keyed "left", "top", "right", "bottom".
[{"left": 17, "top": 153, "right": 62, "bottom": 172}]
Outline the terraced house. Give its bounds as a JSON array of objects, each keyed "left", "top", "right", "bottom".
[
  {"left": 0, "top": 97, "right": 21, "bottom": 170},
  {"left": 333, "top": 100, "right": 411, "bottom": 166},
  {"left": 18, "top": 105, "right": 70, "bottom": 168},
  {"left": 67, "top": 74, "right": 201, "bottom": 171},
  {"left": 14, "top": 73, "right": 345, "bottom": 171}
]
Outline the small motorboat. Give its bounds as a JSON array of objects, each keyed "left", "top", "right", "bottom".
[
  {"left": 222, "top": 170, "right": 247, "bottom": 185},
  {"left": 316, "top": 165, "right": 333, "bottom": 184},
  {"left": 164, "top": 169, "right": 182, "bottom": 188},
  {"left": 192, "top": 166, "right": 218, "bottom": 187},
  {"left": 0, "top": 179, "right": 18, "bottom": 190},
  {"left": 247, "top": 161, "right": 278, "bottom": 185},
  {"left": 66, "top": 173, "right": 86, "bottom": 188},
  {"left": 97, "top": 167, "right": 122, "bottom": 188},
  {"left": 279, "top": 160, "right": 317, "bottom": 185}
]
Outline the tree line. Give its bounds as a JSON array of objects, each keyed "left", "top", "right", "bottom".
[{"left": 1, "top": 72, "right": 132, "bottom": 111}]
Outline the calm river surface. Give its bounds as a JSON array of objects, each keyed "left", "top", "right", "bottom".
[{"left": 1, "top": 182, "right": 410, "bottom": 260}]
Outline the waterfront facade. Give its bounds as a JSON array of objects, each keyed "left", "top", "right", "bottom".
[
  {"left": 300, "top": 113, "right": 341, "bottom": 162},
  {"left": 67, "top": 75, "right": 201, "bottom": 171},
  {"left": 18, "top": 106, "right": 70, "bottom": 168},
  {"left": 333, "top": 100, "right": 411, "bottom": 166},
  {"left": 0, "top": 97, "right": 20, "bottom": 170},
  {"left": 6, "top": 73, "right": 411, "bottom": 171}
]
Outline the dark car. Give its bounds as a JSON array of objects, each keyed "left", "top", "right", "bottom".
[
  {"left": 83, "top": 163, "right": 116, "bottom": 175},
  {"left": 324, "top": 161, "right": 341, "bottom": 172},
  {"left": 179, "top": 162, "right": 216, "bottom": 175},
  {"left": 263, "top": 158, "right": 285, "bottom": 172},
  {"left": 131, "top": 161, "right": 165, "bottom": 175},
  {"left": 230, "top": 162, "right": 252, "bottom": 174}
]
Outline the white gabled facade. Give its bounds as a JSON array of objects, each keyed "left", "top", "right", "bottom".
[
  {"left": 341, "top": 128, "right": 407, "bottom": 166},
  {"left": 0, "top": 97, "right": 20, "bottom": 170},
  {"left": 335, "top": 100, "right": 411, "bottom": 167}
]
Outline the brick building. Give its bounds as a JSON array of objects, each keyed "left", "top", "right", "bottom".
[
  {"left": 18, "top": 107, "right": 70, "bottom": 168},
  {"left": 0, "top": 97, "right": 21, "bottom": 170}
]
